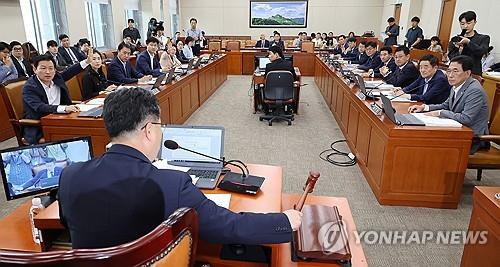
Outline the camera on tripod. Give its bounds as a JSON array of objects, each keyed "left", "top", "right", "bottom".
[{"left": 147, "top": 18, "right": 164, "bottom": 38}]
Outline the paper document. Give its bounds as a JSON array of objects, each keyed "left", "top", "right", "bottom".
[
  {"left": 76, "top": 104, "right": 101, "bottom": 112},
  {"left": 485, "top": 71, "right": 500, "bottom": 77},
  {"left": 152, "top": 159, "right": 190, "bottom": 172},
  {"left": 85, "top": 98, "right": 105, "bottom": 105},
  {"left": 205, "top": 194, "right": 231, "bottom": 209},
  {"left": 145, "top": 78, "right": 157, "bottom": 85},
  {"left": 190, "top": 175, "right": 199, "bottom": 185},
  {"left": 412, "top": 113, "right": 463, "bottom": 127}
]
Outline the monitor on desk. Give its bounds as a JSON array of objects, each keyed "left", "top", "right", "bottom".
[
  {"left": 0, "top": 137, "right": 93, "bottom": 200},
  {"left": 258, "top": 57, "right": 271, "bottom": 70}
]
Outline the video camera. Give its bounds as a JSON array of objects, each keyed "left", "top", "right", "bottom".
[{"left": 147, "top": 18, "right": 164, "bottom": 38}]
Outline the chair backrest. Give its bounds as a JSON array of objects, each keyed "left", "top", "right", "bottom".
[
  {"left": 226, "top": 41, "right": 240, "bottom": 51},
  {"left": 65, "top": 75, "right": 83, "bottom": 102},
  {"left": 245, "top": 40, "right": 257, "bottom": 47},
  {"left": 409, "top": 49, "right": 443, "bottom": 62},
  {"left": 0, "top": 207, "right": 198, "bottom": 267},
  {"left": 0, "top": 78, "right": 29, "bottom": 145},
  {"left": 489, "top": 83, "right": 500, "bottom": 136},
  {"left": 264, "top": 71, "right": 295, "bottom": 101},
  {"left": 208, "top": 41, "right": 221, "bottom": 52},
  {"left": 21, "top": 42, "right": 39, "bottom": 62},
  {"left": 301, "top": 42, "right": 314, "bottom": 53}
]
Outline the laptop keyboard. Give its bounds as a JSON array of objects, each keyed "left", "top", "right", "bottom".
[
  {"left": 187, "top": 169, "right": 219, "bottom": 180},
  {"left": 395, "top": 114, "right": 424, "bottom": 125}
]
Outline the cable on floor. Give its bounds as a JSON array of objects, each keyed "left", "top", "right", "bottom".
[{"left": 319, "top": 140, "right": 357, "bottom": 167}]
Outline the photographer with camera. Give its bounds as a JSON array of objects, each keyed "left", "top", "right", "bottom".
[
  {"left": 123, "top": 19, "right": 141, "bottom": 46},
  {"left": 186, "top": 18, "right": 203, "bottom": 57},
  {"left": 147, "top": 18, "right": 164, "bottom": 40},
  {"left": 448, "top": 11, "right": 490, "bottom": 75}
]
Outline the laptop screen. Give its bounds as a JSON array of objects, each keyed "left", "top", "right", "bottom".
[
  {"left": 380, "top": 94, "right": 397, "bottom": 123},
  {"left": 259, "top": 57, "right": 271, "bottom": 69},
  {"left": 160, "top": 125, "right": 224, "bottom": 166},
  {"left": 0, "top": 137, "right": 93, "bottom": 200}
]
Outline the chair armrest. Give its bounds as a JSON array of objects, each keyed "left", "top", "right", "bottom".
[
  {"left": 72, "top": 100, "right": 82, "bottom": 104},
  {"left": 18, "top": 119, "right": 41, "bottom": 126},
  {"left": 474, "top": 135, "right": 500, "bottom": 142}
]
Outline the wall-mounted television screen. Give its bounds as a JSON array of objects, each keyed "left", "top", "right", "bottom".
[{"left": 250, "top": 0, "right": 308, "bottom": 28}]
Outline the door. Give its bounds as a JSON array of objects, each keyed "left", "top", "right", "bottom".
[
  {"left": 438, "top": 0, "right": 457, "bottom": 52},
  {"left": 394, "top": 4, "right": 402, "bottom": 24}
]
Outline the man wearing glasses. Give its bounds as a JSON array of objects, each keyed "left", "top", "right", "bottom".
[
  {"left": 409, "top": 55, "right": 489, "bottom": 154},
  {"left": 9, "top": 41, "right": 34, "bottom": 78}
]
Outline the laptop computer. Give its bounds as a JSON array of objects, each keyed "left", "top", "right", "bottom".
[
  {"left": 354, "top": 74, "right": 378, "bottom": 100},
  {"left": 175, "top": 58, "right": 195, "bottom": 75},
  {"left": 258, "top": 57, "right": 271, "bottom": 72},
  {"left": 165, "top": 68, "right": 175, "bottom": 84},
  {"left": 380, "top": 94, "right": 425, "bottom": 126},
  {"left": 140, "top": 73, "right": 166, "bottom": 92},
  {"left": 192, "top": 58, "right": 202, "bottom": 69},
  {"left": 78, "top": 106, "right": 104, "bottom": 118},
  {"left": 159, "top": 125, "right": 225, "bottom": 189}
]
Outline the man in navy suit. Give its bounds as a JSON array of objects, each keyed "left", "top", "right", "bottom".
[
  {"left": 382, "top": 46, "right": 419, "bottom": 87},
  {"left": 58, "top": 34, "right": 86, "bottom": 65},
  {"left": 136, "top": 37, "right": 163, "bottom": 77},
  {"left": 393, "top": 54, "right": 450, "bottom": 104},
  {"left": 107, "top": 42, "right": 152, "bottom": 84},
  {"left": 255, "top": 34, "right": 270, "bottom": 48},
  {"left": 370, "top": 46, "right": 397, "bottom": 78},
  {"left": 351, "top": 41, "right": 368, "bottom": 65},
  {"left": 58, "top": 87, "right": 302, "bottom": 249},
  {"left": 341, "top": 37, "right": 359, "bottom": 59},
  {"left": 357, "top": 42, "right": 381, "bottom": 71},
  {"left": 10, "top": 41, "right": 34, "bottom": 78},
  {"left": 22, "top": 52, "right": 91, "bottom": 144}
]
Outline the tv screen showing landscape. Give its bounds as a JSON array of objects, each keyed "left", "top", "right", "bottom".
[{"left": 250, "top": 0, "right": 308, "bottom": 28}]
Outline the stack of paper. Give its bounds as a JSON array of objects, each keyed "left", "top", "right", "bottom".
[
  {"left": 85, "top": 98, "right": 105, "bottom": 105},
  {"left": 152, "top": 159, "right": 190, "bottom": 172},
  {"left": 412, "top": 113, "right": 463, "bottom": 127},
  {"left": 204, "top": 194, "right": 231, "bottom": 209},
  {"left": 76, "top": 104, "right": 101, "bottom": 112}
]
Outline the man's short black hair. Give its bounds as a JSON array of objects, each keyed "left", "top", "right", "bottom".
[
  {"left": 118, "top": 42, "right": 132, "bottom": 51},
  {"left": 274, "top": 32, "right": 281, "bottom": 36},
  {"left": 380, "top": 46, "right": 393, "bottom": 54},
  {"left": 175, "top": 31, "right": 180, "bottom": 35},
  {"left": 103, "top": 87, "right": 160, "bottom": 138},
  {"left": 47, "top": 40, "right": 58, "bottom": 48},
  {"left": 78, "top": 38, "right": 91, "bottom": 46},
  {"left": 419, "top": 54, "right": 438, "bottom": 67},
  {"left": 338, "top": 34, "right": 346, "bottom": 39},
  {"left": 359, "top": 41, "right": 367, "bottom": 46},
  {"left": 450, "top": 55, "right": 474, "bottom": 72},
  {"left": 387, "top": 17, "right": 395, "bottom": 23},
  {"left": 459, "top": 11, "right": 476, "bottom": 22},
  {"left": 190, "top": 18, "right": 197, "bottom": 23},
  {"left": 123, "top": 34, "right": 132, "bottom": 39},
  {"left": 268, "top": 45, "right": 284, "bottom": 59},
  {"left": 58, "top": 34, "right": 69, "bottom": 41},
  {"left": 9, "top": 41, "right": 22, "bottom": 48},
  {"left": 32, "top": 54, "right": 56, "bottom": 68},
  {"left": 0, "top": 42, "right": 11, "bottom": 51},
  {"left": 156, "top": 25, "right": 164, "bottom": 31},
  {"left": 365, "top": 41, "right": 377, "bottom": 49},
  {"left": 347, "top": 37, "right": 356, "bottom": 43},
  {"left": 146, "top": 37, "right": 159, "bottom": 45},
  {"left": 184, "top": 36, "right": 194, "bottom": 44},
  {"left": 395, "top": 45, "right": 410, "bottom": 55},
  {"left": 430, "top": 36, "right": 441, "bottom": 43},
  {"left": 411, "top": 16, "right": 420, "bottom": 23},
  {"left": 128, "top": 19, "right": 135, "bottom": 24}
]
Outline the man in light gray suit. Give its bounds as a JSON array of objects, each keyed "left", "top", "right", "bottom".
[{"left": 409, "top": 55, "right": 489, "bottom": 154}]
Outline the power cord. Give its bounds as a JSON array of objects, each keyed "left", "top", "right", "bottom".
[{"left": 319, "top": 140, "right": 357, "bottom": 167}]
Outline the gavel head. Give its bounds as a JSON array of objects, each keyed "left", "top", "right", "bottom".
[{"left": 303, "top": 171, "right": 320, "bottom": 193}]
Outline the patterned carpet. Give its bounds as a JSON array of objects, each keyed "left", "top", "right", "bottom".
[{"left": 1, "top": 75, "right": 499, "bottom": 266}]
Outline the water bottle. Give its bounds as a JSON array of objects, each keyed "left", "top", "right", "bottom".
[{"left": 29, "top": 197, "right": 44, "bottom": 244}]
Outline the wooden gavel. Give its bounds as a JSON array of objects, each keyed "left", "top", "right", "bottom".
[{"left": 294, "top": 171, "right": 320, "bottom": 211}]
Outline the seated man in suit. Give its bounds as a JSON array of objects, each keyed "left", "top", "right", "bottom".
[
  {"left": 58, "top": 87, "right": 302, "bottom": 249},
  {"left": 9, "top": 41, "right": 34, "bottom": 78},
  {"left": 123, "top": 35, "right": 137, "bottom": 54},
  {"left": 357, "top": 42, "right": 381, "bottom": 71},
  {"left": 333, "top": 35, "right": 346, "bottom": 55},
  {"left": 382, "top": 45, "right": 419, "bottom": 87},
  {"left": 351, "top": 41, "right": 368, "bottom": 65},
  {"left": 368, "top": 46, "right": 396, "bottom": 78},
  {"left": 0, "top": 42, "right": 18, "bottom": 84},
  {"left": 393, "top": 54, "right": 450, "bottom": 104},
  {"left": 45, "top": 40, "right": 70, "bottom": 71},
  {"left": 107, "top": 42, "right": 152, "bottom": 84},
  {"left": 269, "top": 32, "right": 285, "bottom": 51},
  {"left": 409, "top": 55, "right": 489, "bottom": 154},
  {"left": 22, "top": 52, "right": 91, "bottom": 144},
  {"left": 58, "top": 34, "right": 86, "bottom": 65},
  {"left": 136, "top": 37, "right": 163, "bottom": 77},
  {"left": 255, "top": 33, "right": 270, "bottom": 48},
  {"left": 265, "top": 45, "right": 297, "bottom": 81},
  {"left": 341, "top": 37, "right": 358, "bottom": 59}
]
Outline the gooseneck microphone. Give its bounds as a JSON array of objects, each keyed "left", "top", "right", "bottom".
[
  {"left": 163, "top": 140, "right": 248, "bottom": 177},
  {"left": 388, "top": 81, "right": 428, "bottom": 100}
]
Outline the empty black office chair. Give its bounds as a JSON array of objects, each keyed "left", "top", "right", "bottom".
[{"left": 259, "top": 71, "right": 295, "bottom": 126}]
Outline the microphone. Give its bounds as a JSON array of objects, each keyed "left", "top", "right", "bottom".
[{"left": 389, "top": 81, "right": 427, "bottom": 100}]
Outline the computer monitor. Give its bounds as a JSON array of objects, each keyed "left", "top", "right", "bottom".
[
  {"left": 259, "top": 57, "right": 271, "bottom": 69},
  {"left": 0, "top": 137, "right": 93, "bottom": 200}
]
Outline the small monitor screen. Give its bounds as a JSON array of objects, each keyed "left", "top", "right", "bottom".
[
  {"left": 0, "top": 137, "right": 93, "bottom": 200},
  {"left": 259, "top": 57, "right": 271, "bottom": 69}
]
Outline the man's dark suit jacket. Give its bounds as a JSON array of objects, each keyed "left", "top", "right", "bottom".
[
  {"left": 58, "top": 46, "right": 86, "bottom": 64},
  {"left": 58, "top": 144, "right": 293, "bottom": 249},
  {"left": 269, "top": 40, "right": 285, "bottom": 51},
  {"left": 403, "top": 70, "right": 450, "bottom": 104},
  {"left": 265, "top": 58, "right": 297, "bottom": 81},
  {"left": 22, "top": 63, "right": 83, "bottom": 144},
  {"left": 383, "top": 61, "right": 419, "bottom": 88},
  {"left": 448, "top": 31, "right": 490, "bottom": 75},
  {"left": 358, "top": 52, "right": 382, "bottom": 71},
  {"left": 255, "top": 40, "right": 270, "bottom": 48},
  {"left": 136, "top": 51, "right": 162, "bottom": 77},
  {"left": 373, "top": 57, "right": 397, "bottom": 78},
  {"left": 342, "top": 47, "right": 359, "bottom": 60},
  {"left": 107, "top": 57, "right": 144, "bottom": 84},
  {"left": 351, "top": 52, "right": 369, "bottom": 65},
  {"left": 12, "top": 57, "right": 34, "bottom": 77}
]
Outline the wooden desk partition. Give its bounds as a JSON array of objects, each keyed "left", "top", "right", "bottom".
[
  {"left": 314, "top": 55, "right": 473, "bottom": 208},
  {"left": 42, "top": 55, "right": 228, "bottom": 156},
  {"left": 460, "top": 186, "right": 500, "bottom": 267},
  {"left": 0, "top": 92, "right": 15, "bottom": 141}
]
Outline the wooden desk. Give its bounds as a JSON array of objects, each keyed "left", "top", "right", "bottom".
[
  {"left": 252, "top": 67, "right": 302, "bottom": 114},
  {"left": 41, "top": 55, "right": 228, "bottom": 156},
  {"left": 314, "top": 55, "right": 473, "bottom": 208},
  {"left": 460, "top": 186, "right": 500, "bottom": 267},
  {"left": 0, "top": 202, "right": 41, "bottom": 252}
]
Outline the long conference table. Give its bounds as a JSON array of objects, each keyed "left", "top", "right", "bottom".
[{"left": 314, "top": 55, "right": 473, "bottom": 209}]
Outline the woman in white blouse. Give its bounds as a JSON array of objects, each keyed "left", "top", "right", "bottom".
[{"left": 160, "top": 46, "right": 182, "bottom": 71}]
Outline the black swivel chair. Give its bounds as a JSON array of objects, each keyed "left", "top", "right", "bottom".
[{"left": 259, "top": 71, "right": 295, "bottom": 126}]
